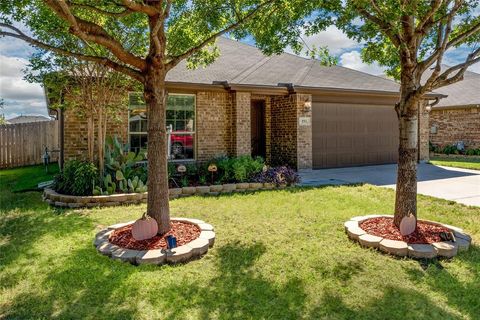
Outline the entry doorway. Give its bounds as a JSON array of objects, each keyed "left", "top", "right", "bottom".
[{"left": 251, "top": 100, "right": 266, "bottom": 159}]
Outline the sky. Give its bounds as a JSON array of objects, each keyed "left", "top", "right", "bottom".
[{"left": 1, "top": 25, "right": 479, "bottom": 120}]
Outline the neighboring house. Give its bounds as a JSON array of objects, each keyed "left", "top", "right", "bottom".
[
  {"left": 428, "top": 69, "right": 480, "bottom": 149},
  {"left": 47, "top": 37, "right": 439, "bottom": 170},
  {"left": 6, "top": 115, "right": 52, "bottom": 124}
]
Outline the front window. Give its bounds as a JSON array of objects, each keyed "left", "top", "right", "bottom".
[{"left": 128, "top": 93, "right": 195, "bottom": 160}]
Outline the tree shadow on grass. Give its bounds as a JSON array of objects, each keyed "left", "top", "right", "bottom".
[
  {"left": 309, "top": 285, "right": 462, "bottom": 320},
  {"left": 405, "top": 244, "right": 480, "bottom": 320},
  {"left": 159, "top": 242, "right": 307, "bottom": 319},
  {"left": 0, "top": 201, "right": 93, "bottom": 287},
  {"left": 3, "top": 244, "right": 139, "bottom": 319}
]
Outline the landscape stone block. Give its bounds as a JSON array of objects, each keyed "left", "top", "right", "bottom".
[
  {"left": 347, "top": 226, "right": 366, "bottom": 240},
  {"left": 407, "top": 244, "right": 437, "bottom": 259},
  {"left": 111, "top": 248, "right": 139, "bottom": 263},
  {"left": 358, "top": 234, "right": 383, "bottom": 248},
  {"left": 197, "top": 223, "right": 214, "bottom": 231},
  {"left": 379, "top": 239, "right": 408, "bottom": 256},
  {"left": 136, "top": 249, "right": 166, "bottom": 265},
  {"left": 199, "top": 231, "right": 216, "bottom": 247},
  {"left": 166, "top": 245, "right": 193, "bottom": 263},
  {"left": 432, "top": 241, "right": 458, "bottom": 258},
  {"left": 186, "top": 238, "right": 210, "bottom": 255}
]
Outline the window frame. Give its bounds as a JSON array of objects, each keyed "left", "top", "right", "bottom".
[{"left": 127, "top": 92, "right": 197, "bottom": 162}]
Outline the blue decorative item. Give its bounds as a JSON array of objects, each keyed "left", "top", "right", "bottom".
[{"left": 166, "top": 235, "right": 177, "bottom": 249}]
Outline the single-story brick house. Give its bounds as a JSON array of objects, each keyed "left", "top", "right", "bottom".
[
  {"left": 48, "top": 37, "right": 437, "bottom": 170},
  {"left": 428, "top": 69, "right": 480, "bottom": 150}
]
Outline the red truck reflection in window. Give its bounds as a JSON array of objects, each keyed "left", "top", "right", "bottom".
[{"left": 169, "top": 131, "right": 194, "bottom": 159}]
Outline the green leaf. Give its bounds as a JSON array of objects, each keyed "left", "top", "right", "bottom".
[{"left": 115, "top": 170, "right": 124, "bottom": 181}]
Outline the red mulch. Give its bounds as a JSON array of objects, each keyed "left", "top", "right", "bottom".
[
  {"left": 109, "top": 221, "right": 201, "bottom": 250},
  {"left": 359, "top": 217, "right": 451, "bottom": 244}
]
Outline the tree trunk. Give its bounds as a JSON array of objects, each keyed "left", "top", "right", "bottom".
[
  {"left": 144, "top": 66, "right": 170, "bottom": 234},
  {"left": 87, "top": 115, "right": 94, "bottom": 162},
  {"left": 394, "top": 95, "right": 419, "bottom": 227},
  {"left": 97, "top": 108, "right": 105, "bottom": 178}
]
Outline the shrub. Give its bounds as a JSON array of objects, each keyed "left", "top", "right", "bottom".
[
  {"left": 212, "top": 155, "right": 264, "bottom": 183},
  {"left": 466, "top": 149, "right": 476, "bottom": 156},
  {"left": 54, "top": 160, "right": 98, "bottom": 196},
  {"left": 105, "top": 136, "right": 146, "bottom": 182},
  {"left": 254, "top": 166, "right": 300, "bottom": 186},
  {"left": 442, "top": 145, "right": 457, "bottom": 155}
]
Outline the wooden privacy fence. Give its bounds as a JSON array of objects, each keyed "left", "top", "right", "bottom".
[{"left": 0, "top": 121, "right": 59, "bottom": 169}]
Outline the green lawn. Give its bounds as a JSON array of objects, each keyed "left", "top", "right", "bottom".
[
  {"left": 1, "top": 163, "right": 59, "bottom": 192},
  {"left": 1, "top": 165, "right": 479, "bottom": 319},
  {"left": 429, "top": 157, "right": 480, "bottom": 171}
]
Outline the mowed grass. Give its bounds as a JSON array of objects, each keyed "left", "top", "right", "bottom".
[
  {"left": 1, "top": 166, "right": 479, "bottom": 319},
  {"left": 430, "top": 157, "right": 480, "bottom": 171},
  {"left": 1, "top": 163, "right": 59, "bottom": 192}
]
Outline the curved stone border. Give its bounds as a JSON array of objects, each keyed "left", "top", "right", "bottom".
[
  {"left": 44, "top": 182, "right": 282, "bottom": 208},
  {"left": 345, "top": 215, "right": 472, "bottom": 259},
  {"left": 94, "top": 217, "right": 215, "bottom": 265}
]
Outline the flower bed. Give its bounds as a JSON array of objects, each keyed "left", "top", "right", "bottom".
[
  {"left": 94, "top": 217, "right": 215, "bottom": 265},
  {"left": 44, "top": 182, "right": 285, "bottom": 208},
  {"left": 345, "top": 215, "right": 472, "bottom": 259}
]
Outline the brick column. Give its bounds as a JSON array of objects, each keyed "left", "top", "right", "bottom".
[
  {"left": 294, "top": 94, "right": 313, "bottom": 169},
  {"left": 232, "top": 92, "right": 251, "bottom": 156}
]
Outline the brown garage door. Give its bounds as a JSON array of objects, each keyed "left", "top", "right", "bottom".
[{"left": 312, "top": 103, "right": 399, "bottom": 168}]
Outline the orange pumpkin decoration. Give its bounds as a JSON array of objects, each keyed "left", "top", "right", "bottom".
[{"left": 132, "top": 213, "right": 158, "bottom": 241}]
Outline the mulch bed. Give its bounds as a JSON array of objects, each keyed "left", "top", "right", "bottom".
[
  {"left": 359, "top": 217, "right": 451, "bottom": 244},
  {"left": 109, "top": 221, "right": 201, "bottom": 250}
]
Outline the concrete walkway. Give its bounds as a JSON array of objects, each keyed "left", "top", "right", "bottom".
[{"left": 300, "top": 163, "right": 480, "bottom": 207}]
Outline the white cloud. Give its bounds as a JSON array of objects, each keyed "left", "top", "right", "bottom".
[
  {"left": 0, "top": 55, "right": 47, "bottom": 118},
  {"left": 339, "top": 50, "right": 386, "bottom": 75},
  {"left": 287, "top": 26, "right": 359, "bottom": 56}
]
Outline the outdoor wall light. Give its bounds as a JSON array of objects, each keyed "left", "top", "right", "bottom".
[{"left": 303, "top": 100, "right": 312, "bottom": 113}]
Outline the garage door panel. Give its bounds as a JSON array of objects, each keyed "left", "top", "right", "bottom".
[{"left": 312, "top": 102, "right": 399, "bottom": 169}]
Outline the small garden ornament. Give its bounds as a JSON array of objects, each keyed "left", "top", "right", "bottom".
[
  {"left": 399, "top": 213, "right": 417, "bottom": 236},
  {"left": 132, "top": 213, "right": 158, "bottom": 241},
  {"left": 208, "top": 163, "right": 217, "bottom": 184}
]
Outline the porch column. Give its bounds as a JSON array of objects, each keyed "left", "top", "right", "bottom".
[
  {"left": 232, "top": 91, "right": 251, "bottom": 156},
  {"left": 294, "top": 94, "right": 313, "bottom": 170}
]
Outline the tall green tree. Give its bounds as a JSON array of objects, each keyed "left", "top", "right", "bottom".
[
  {"left": 334, "top": 0, "right": 480, "bottom": 226},
  {"left": 0, "top": 0, "right": 314, "bottom": 234}
]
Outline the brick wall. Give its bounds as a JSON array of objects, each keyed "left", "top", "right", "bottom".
[
  {"left": 271, "top": 95, "right": 297, "bottom": 167},
  {"left": 62, "top": 89, "right": 316, "bottom": 169},
  {"left": 232, "top": 92, "right": 251, "bottom": 156},
  {"left": 270, "top": 94, "right": 313, "bottom": 169},
  {"left": 429, "top": 107, "right": 480, "bottom": 149},
  {"left": 63, "top": 103, "right": 128, "bottom": 161},
  {"left": 196, "top": 91, "right": 233, "bottom": 161}
]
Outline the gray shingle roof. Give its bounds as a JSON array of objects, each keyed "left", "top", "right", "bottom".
[
  {"left": 167, "top": 37, "right": 400, "bottom": 94},
  {"left": 433, "top": 70, "right": 480, "bottom": 108}
]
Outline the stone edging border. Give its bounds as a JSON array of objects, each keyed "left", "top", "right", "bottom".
[
  {"left": 43, "top": 182, "right": 284, "bottom": 208},
  {"left": 94, "top": 217, "right": 215, "bottom": 265},
  {"left": 345, "top": 215, "right": 472, "bottom": 259}
]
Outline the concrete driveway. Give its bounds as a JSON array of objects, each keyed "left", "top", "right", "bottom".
[{"left": 300, "top": 163, "right": 480, "bottom": 206}]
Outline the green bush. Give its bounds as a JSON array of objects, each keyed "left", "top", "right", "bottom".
[
  {"left": 442, "top": 145, "right": 457, "bottom": 155},
  {"left": 212, "top": 155, "right": 265, "bottom": 183},
  {"left": 466, "top": 149, "right": 476, "bottom": 156},
  {"left": 54, "top": 160, "right": 98, "bottom": 196}
]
